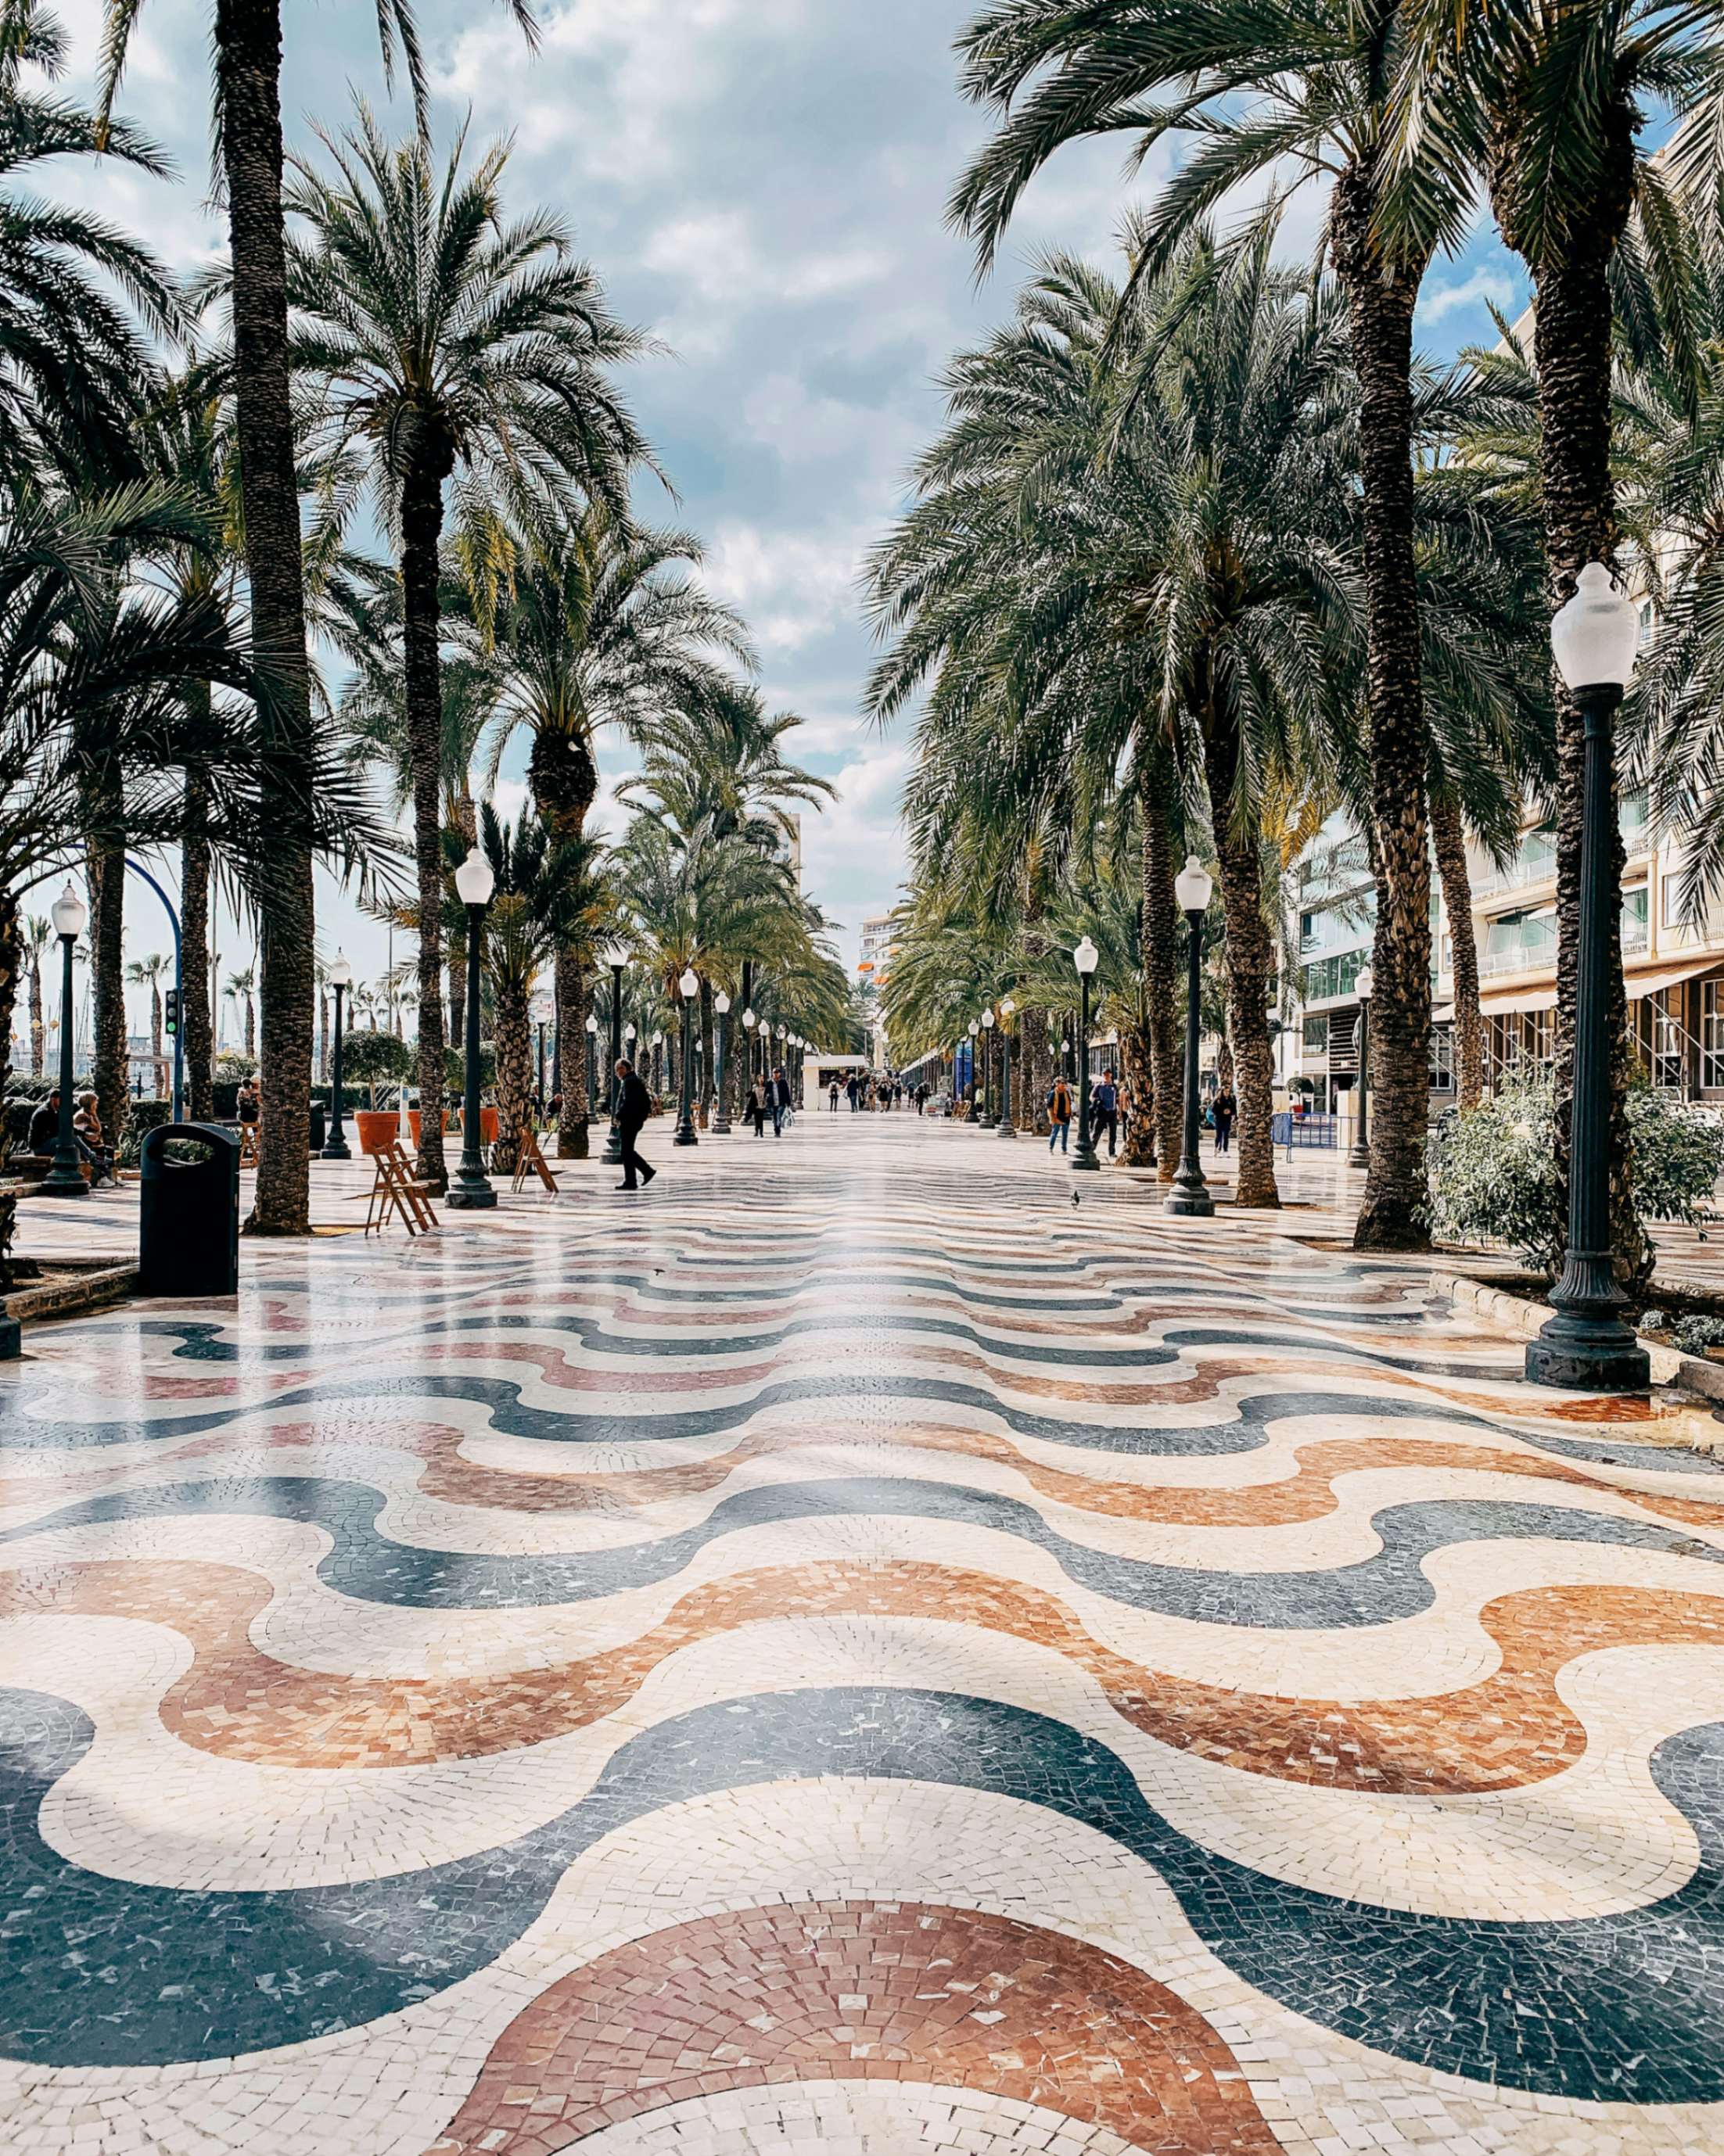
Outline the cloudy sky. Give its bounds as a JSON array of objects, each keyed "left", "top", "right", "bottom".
[{"left": 41, "top": 0, "right": 1524, "bottom": 1039}]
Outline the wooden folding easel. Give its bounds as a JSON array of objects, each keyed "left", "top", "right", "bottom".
[
  {"left": 238, "top": 1123, "right": 260, "bottom": 1167},
  {"left": 511, "top": 1125, "right": 560, "bottom": 1195}
]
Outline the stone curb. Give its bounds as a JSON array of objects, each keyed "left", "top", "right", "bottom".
[
  {"left": 1434, "top": 1267, "right": 1724, "bottom": 1455},
  {"left": 4, "top": 1262, "right": 138, "bottom": 1329}
]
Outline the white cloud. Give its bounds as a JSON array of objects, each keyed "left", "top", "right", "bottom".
[
  {"left": 704, "top": 521, "right": 864, "bottom": 654},
  {"left": 799, "top": 741, "right": 913, "bottom": 956},
  {"left": 1420, "top": 266, "right": 1517, "bottom": 325}
]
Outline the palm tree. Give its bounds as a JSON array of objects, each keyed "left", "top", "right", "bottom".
[
  {"left": 1388, "top": 0, "right": 1724, "bottom": 1272},
  {"left": 0, "top": 0, "right": 181, "bottom": 482},
  {"left": 99, "top": 0, "right": 537, "bottom": 1233},
  {"left": 950, "top": 0, "right": 1462, "bottom": 1246},
  {"left": 127, "top": 951, "right": 170, "bottom": 1092},
  {"left": 484, "top": 504, "right": 751, "bottom": 1155},
  {"left": 279, "top": 106, "right": 650, "bottom": 1193},
  {"left": 225, "top": 964, "right": 256, "bottom": 1059},
  {"left": 23, "top": 913, "right": 46, "bottom": 1074}
]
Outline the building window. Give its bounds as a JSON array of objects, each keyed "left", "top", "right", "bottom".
[
  {"left": 1429, "top": 1024, "right": 1454, "bottom": 1092},
  {"left": 1622, "top": 884, "right": 1648, "bottom": 954},
  {"left": 1484, "top": 906, "right": 1557, "bottom": 973},
  {"left": 1661, "top": 871, "right": 1699, "bottom": 935},
  {"left": 1302, "top": 1014, "right": 1329, "bottom": 1053},
  {"left": 1704, "top": 981, "right": 1724, "bottom": 1091},
  {"left": 1301, "top": 949, "right": 1368, "bottom": 1002},
  {"left": 1622, "top": 784, "right": 1649, "bottom": 837},
  {"left": 1654, "top": 988, "right": 1686, "bottom": 1092}
]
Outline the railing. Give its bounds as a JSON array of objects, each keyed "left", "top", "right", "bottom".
[{"left": 1272, "top": 1110, "right": 1337, "bottom": 1149}]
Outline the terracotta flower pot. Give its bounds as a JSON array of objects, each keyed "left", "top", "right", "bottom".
[
  {"left": 354, "top": 1110, "right": 400, "bottom": 1157},
  {"left": 454, "top": 1106, "right": 499, "bottom": 1146},
  {"left": 407, "top": 1110, "right": 451, "bottom": 1146}
]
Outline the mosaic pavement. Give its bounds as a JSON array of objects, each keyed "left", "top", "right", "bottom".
[{"left": 3, "top": 1112, "right": 1724, "bottom": 2154}]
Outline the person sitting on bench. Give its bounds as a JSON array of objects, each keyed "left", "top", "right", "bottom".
[{"left": 26, "top": 1091, "right": 59, "bottom": 1155}]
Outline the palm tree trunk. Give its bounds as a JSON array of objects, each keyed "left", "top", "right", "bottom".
[
  {"left": 0, "top": 892, "right": 18, "bottom": 1207},
  {"left": 1140, "top": 753, "right": 1181, "bottom": 1179},
  {"left": 1120, "top": 1001, "right": 1156, "bottom": 1165},
  {"left": 1431, "top": 790, "right": 1484, "bottom": 1108},
  {"left": 29, "top": 948, "right": 43, "bottom": 1078},
  {"left": 88, "top": 832, "right": 127, "bottom": 1146},
  {"left": 493, "top": 985, "right": 531, "bottom": 1175},
  {"left": 1201, "top": 721, "right": 1279, "bottom": 1208},
  {"left": 1333, "top": 169, "right": 1432, "bottom": 1251},
  {"left": 699, "top": 978, "right": 714, "bottom": 1127},
  {"left": 530, "top": 728, "right": 599, "bottom": 1159},
  {"left": 554, "top": 949, "right": 588, "bottom": 1150},
  {"left": 216, "top": 0, "right": 315, "bottom": 1234},
  {"left": 1020, "top": 1007, "right": 1050, "bottom": 1132},
  {"left": 181, "top": 762, "right": 214, "bottom": 1120},
  {"left": 399, "top": 441, "right": 453, "bottom": 1193},
  {"left": 151, "top": 984, "right": 164, "bottom": 1095}
]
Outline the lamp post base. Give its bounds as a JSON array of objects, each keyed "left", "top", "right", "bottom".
[
  {"left": 602, "top": 1123, "right": 623, "bottom": 1164},
  {"left": 1071, "top": 1146, "right": 1101, "bottom": 1172},
  {"left": 673, "top": 1127, "right": 699, "bottom": 1147},
  {"left": 1525, "top": 1311, "right": 1650, "bottom": 1392},
  {"left": 40, "top": 1166, "right": 89, "bottom": 1197},
  {"left": 995, "top": 1117, "right": 1017, "bottom": 1139},
  {"left": 1165, "top": 1185, "right": 1215, "bottom": 1218},
  {"left": 1348, "top": 1139, "right": 1370, "bottom": 1168},
  {"left": 712, "top": 1111, "right": 731, "bottom": 1135},
  {"left": 447, "top": 1171, "right": 497, "bottom": 1211},
  {"left": 320, "top": 1138, "right": 351, "bottom": 1162}
]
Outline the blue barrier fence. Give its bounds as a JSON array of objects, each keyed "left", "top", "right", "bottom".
[{"left": 1271, "top": 1110, "right": 1338, "bottom": 1150}]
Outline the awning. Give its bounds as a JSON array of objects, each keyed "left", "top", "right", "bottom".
[
  {"left": 1625, "top": 956, "right": 1723, "bottom": 1002},
  {"left": 1431, "top": 1003, "right": 1454, "bottom": 1024},
  {"left": 1478, "top": 982, "right": 1558, "bottom": 1016}
]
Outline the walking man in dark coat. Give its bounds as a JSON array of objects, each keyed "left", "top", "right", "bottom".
[{"left": 614, "top": 1058, "right": 656, "bottom": 1193}]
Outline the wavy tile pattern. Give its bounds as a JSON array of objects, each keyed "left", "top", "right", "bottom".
[{"left": 2, "top": 1114, "right": 1722, "bottom": 2153}]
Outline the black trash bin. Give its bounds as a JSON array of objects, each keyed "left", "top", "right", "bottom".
[
  {"left": 139, "top": 1123, "right": 241, "bottom": 1297},
  {"left": 307, "top": 1100, "right": 327, "bottom": 1152}
]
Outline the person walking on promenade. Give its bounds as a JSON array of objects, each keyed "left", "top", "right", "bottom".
[
  {"left": 1212, "top": 1082, "right": 1237, "bottom": 1155},
  {"left": 614, "top": 1057, "right": 656, "bottom": 1193},
  {"left": 828, "top": 1078, "right": 840, "bottom": 1112},
  {"left": 846, "top": 1074, "right": 860, "bottom": 1112},
  {"left": 769, "top": 1065, "right": 792, "bottom": 1135},
  {"left": 1090, "top": 1068, "right": 1119, "bottom": 1157},
  {"left": 1046, "top": 1073, "right": 1072, "bottom": 1153},
  {"left": 915, "top": 1082, "right": 928, "bottom": 1115},
  {"left": 749, "top": 1073, "right": 768, "bottom": 1135}
]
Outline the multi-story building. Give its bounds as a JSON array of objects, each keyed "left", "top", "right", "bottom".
[
  {"left": 1287, "top": 791, "right": 1724, "bottom": 1110},
  {"left": 857, "top": 913, "right": 896, "bottom": 987}
]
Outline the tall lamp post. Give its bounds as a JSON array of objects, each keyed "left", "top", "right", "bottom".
[
  {"left": 1347, "top": 965, "right": 1374, "bottom": 1168},
  {"left": 1166, "top": 857, "right": 1216, "bottom": 1216},
  {"left": 675, "top": 967, "right": 699, "bottom": 1146},
  {"left": 321, "top": 949, "right": 353, "bottom": 1161},
  {"left": 966, "top": 1018, "right": 979, "bottom": 1117},
  {"left": 712, "top": 992, "right": 732, "bottom": 1133},
  {"left": 1526, "top": 562, "right": 1650, "bottom": 1391},
  {"left": 42, "top": 882, "right": 89, "bottom": 1196},
  {"left": 447, "top": 845, "right": 497, "bottom": 1211},
  {"left": 1072, "top": 938, "right": 1101, "bottom": 1171},
  {"left": 743, "top": 1006, "right": 757, "bottom": 1097},
  {"left": 533, "top": 994, "right": 553, "bottom": 1114},
  {"left": 651, "top": 1029, "right": 663, "bottom": 1100},
  {"left": 979, "top": 1006, "right": 996, "bottom": 1126},
  {"left": 584, "top": 1011, "right": 598, "bottom": 1119},
  {"left": 996, "top": 996, "right": 1018, "bottom": 1137},
  {"left": 601, "top": 945, "right": 628, "bottom": 1164}
]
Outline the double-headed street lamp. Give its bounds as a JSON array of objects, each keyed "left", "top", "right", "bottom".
[
  {"left": 1347, "top": 964, "right": 1374, "bottom": 1168},
  {"left": 713, "top": 992, "right": 732, "bottom": 1134},
  {"left": 996, "top": 995, "right": 1017, "bottom": 1138},
  {"left": 675, "top": 967, "right": 700, "bottom": 1146},
  {"left": 1526, "top": 562, "right": 1650, "bottom": 1392},
  {"left": 42, "top": 882, "right": 88, "bottom": 1196},
  {"left": 448, "top": 845, "right": 497, "bottom": 1211},
  {"left": 601, "top": 943, "right": 629, "bottom": 1164},
  {"left": 322, "top": 949, "right": 354, "bottom": 1161},
  {"left": 1071, "top": 938, "right": 1101, "bottom": 1172},
  {"left": 1167, "top": 857, "right": 1215, "bottom": 1216}
]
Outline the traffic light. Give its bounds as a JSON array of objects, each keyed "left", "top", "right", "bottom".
[{"left": 163, "top": 988, "right": 180, "bottom": 1038}]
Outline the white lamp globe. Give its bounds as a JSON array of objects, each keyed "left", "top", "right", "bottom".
[
  {"left": 1551, "top": 561, "right": 1639, "bottom": 691},
  {"left": 981, "top": 1006, "right": 995, "bottom": 1028},
  {"left": 600, "top": 942, "right": 629, "bottom": 971},
  {"left": 329, "top": 949, "right": 353, "bottom": 990},
  {"left": 1000, "top": 995, "right": 1016, "bottom": 1017},
  {"left": 531, "top": 995, "right": 553, "bottom": 1024},
  {"left": 968, "top": 1019, "right": 979, "bottom": 1037},
  {"left": 743, "top": 1006, "right": 757, "bottom": 1029},
  {"left": 1174, "top": 856, "right": 1214, "bottom": 913},
  {"left": 624, "top": 1021, "right": 637, "bottom": 1042},
  {"left": 1073, "top": 936, "right": 1099, "bottom": 978},
  {"left": 715, "top": 991, "right": 731, "bottom": 1015},
  {"left": 679, "top": 967, "right": 699, "bottom": 999},
  {"left": 584, "top": 1013, "right": 598, "bottom": 1035},
  {"left": 1356, "top": 964, "right": 1375, "bottom": 999},
  {"left": 50, "top": 881, "right": 86, "bottom": 941},
  {"left": 453, "top": 845, "right": 494, "bottom": 906}
]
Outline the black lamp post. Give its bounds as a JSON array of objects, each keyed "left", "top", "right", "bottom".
[
  {"left": 1072, "top": 937, "right": 1101, "bottom": 1172},
  {"left": 675, "top": 967, "right": 699, "bottom": 1146},
  {"left": 996, "top": 996, "right": 1017, "bottom": 1138},
  {"left": 42, "top": 881, "right": 88, "bottom": 1196},
  {"left": 1347, "top": 964, "right": 1374, "bottom": 1168},
  {"left": 1167, "top": 857, "right": 1216, "bottom": 1216},
  {"left": 602, "top": 946, "right": 627, "bottom": 1164},
  {"left": 966, "top": 1019, "right": 979, "bottom": 1122},
  {"left": 585, "top": 1012, "right": 598, "bottom": 1121},
  {"left": 447, "top": 844, "right": 497, "bottom": 1211},
  {"left": 979, "top": 1006, "right": 997, "bottom": 1127},
  {"left": 713, "top": 992, "right": 732, "bottom": 1133},
  {"left": 1061, "top": 1031, "right": 1072, "bottom": 1084},
  {"left": 1526, "top": 562, "right": 1650, "bottom": 1391},
  {"left": 533, "top": 995, "right": 552, "bottom": 1114},
  {"left": 321, "top": 948, "right": 353, "bottom": 1161}
]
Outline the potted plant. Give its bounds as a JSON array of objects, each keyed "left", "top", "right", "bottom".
[{"left": 342, "top": 1029, "right": 415, "bottom": 1154}]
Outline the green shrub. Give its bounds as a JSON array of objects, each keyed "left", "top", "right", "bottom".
[
  {"left": 1675, "top": 1315, "right": 1724, "bottom": 1357},
  {"left": 214, "top": 1049, "right": 257, "bottom": 1082},
  {"left": 342, "top": 1029, "right": 414, "bottom": 1104},
  {"left": 119, "top": 1099, "right": 171, "bottom": 1167},
  {"left": 443, "top": 1042, "right": 496, "bottom": 1094},
  {"left": 1430, "top": 1074, "right": 1724, "bottom": 1275}
]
